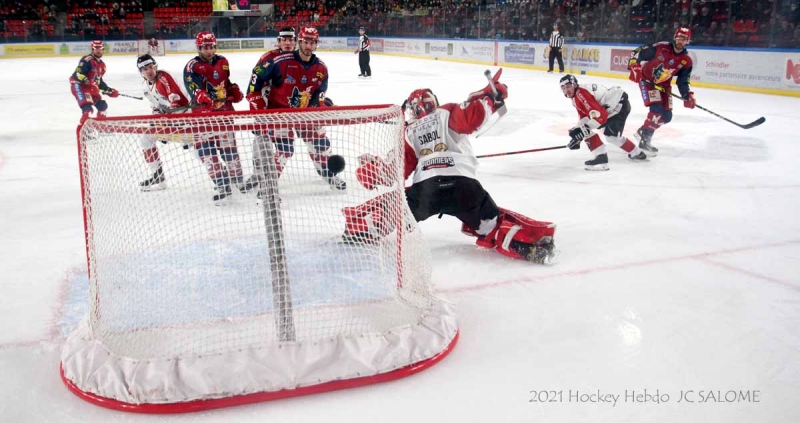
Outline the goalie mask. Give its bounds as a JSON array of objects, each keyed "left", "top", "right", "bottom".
[
  {"left": 559, "top": 74, "right": 578, "bottom": 98},
  {"left": 403, "top": 89, "right": 439, "bottom": 123}
]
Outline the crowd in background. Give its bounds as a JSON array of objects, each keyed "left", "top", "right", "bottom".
[{"left": 1, "top": 0, "right": 798, "bottom": 48}]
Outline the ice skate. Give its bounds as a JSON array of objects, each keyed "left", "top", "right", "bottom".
[
  {"left": 635, "top": 127, "right": 658, "bottom": 157},
  {"left": 510, "top": 237, "right": 558, "bottom": 265},
  {"left": 584, "top": 153, "right": 610, "bottom": 171},
  {"left": 212, "top": 175, "right": 232, "bottom": 204},
  {"left": 237, "top": 175, "right": 258, "bottom": 193},
  {"left": 139, "top": 167, "right": 165, "bottom": 191},
  {"left": 326, "top": 175, "right": 347, "bottom": 191},
  {"left": 628, "top": 151, "right": 647, "bottom": 160}
]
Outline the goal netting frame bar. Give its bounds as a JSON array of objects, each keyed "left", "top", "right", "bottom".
[
  {"left": 137, "top": 38, "right": 166, "bottom": 56},
  {"left": 61, "top": 105, "right": 459, "bottom": 413}
]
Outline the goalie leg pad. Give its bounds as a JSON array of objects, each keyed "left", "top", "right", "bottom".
[{"left": 475, "top": 208, "right": 557, "bottom": 263}]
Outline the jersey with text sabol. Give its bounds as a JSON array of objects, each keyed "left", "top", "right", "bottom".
[
  {"left": 143, "top": 71, "right": 189, "bottom": 113},
  {"left": 183, "top": 54, "right": 235, "bottom": 110},
  {"left": 248, "top": 51, "right": 328, "bottom": 109},
  {"left": 359, "top": 35, "right": 370, "bottom": 51},
  {"left": 403, "top": 98, "right": 494, "bottom": 184},
  {"left": 632, "top": 41, "right": 693, "bottom": 96},
  {"left": 571, "top": 84, "right": 626, "bottom": 127},
  {"left": 69, "top": 55, "right": 109, "bottom": 90}
]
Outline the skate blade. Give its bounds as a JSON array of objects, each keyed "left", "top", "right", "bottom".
[{"left": 584, "top": 164, "right": 610, "bottom": 171}]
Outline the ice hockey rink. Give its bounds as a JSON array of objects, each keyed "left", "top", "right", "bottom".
[{"left": 1, "top": 49, "right": 798, "bottom": 422}]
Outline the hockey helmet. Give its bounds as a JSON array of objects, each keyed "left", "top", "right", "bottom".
[
  {"left": 277, "top": 26, "right": 296, "bottom": 41},
  {"left": 559, "top": 74, "right": 578, "bottom": 98},
  {"left": 195, "top": 31, "right": 217, "bottom": 49},
  {"left": 403, "top": 89, "right": 439, "bottom": 123},
  {"left": 90, "top": 40, "right": 104, "bottom": 50},
  {"left": 137, "top": 54, "right": 156, "bottom": 69},
  {"left": 298, "top": 26, "right": 319, "bottom": 43},
  {"left": 674, "top": 27, "right": 692, "bottom": 44}
]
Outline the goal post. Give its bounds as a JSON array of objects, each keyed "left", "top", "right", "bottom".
[
  {"left": 61, "top": 105, "right": 458, "bottom": 413},
  {"left": 137, "top": 38, "right": 166, "bottom": 56}
]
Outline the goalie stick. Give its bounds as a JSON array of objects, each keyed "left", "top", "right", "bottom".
[
  {"left": 475, "top": 69, "right": 507, "bottom": 138},
  {"left": 642, "top": 80, "right": 765, "bottom": 129}
]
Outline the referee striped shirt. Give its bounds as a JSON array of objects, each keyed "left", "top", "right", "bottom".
[
  {"left": 359, "top": 34, "right": 370, "bottom": 52},
  {"left": 549, "top": 31, "right": 564, "bottom": 48}
]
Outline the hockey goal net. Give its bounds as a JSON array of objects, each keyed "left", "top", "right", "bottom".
[
  {"left": 61, "top": 105, "right": 458, "bottom": 413},
  {"left": 137, "top": 38, "right": 165, "bottom": 56}
]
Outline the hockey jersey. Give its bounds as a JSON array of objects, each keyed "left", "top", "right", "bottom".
[
  {"left": 248, "top": 51, "right": 328, "bottom": 109},
  {"left": 142, "top": 71, "right": 189, "bottom": 113},
  {"left": 631, "top": 41, "right": 693, "bottom": 97},
  {"left": 571, "top": 84, "right": 625, "bottom": 129},
  {"left": 69, "top": 54, "right": 110, "bottom": 91},
  {"left": 183, "top": 54, "right": 236, "bottom": 111},
  {"left": 403, "top": 98, "right": 495, "bottom": 184}
]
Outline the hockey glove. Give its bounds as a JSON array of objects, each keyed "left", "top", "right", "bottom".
[
  {"left": 568, "top": 125, "right": 591, "bottom": 145},
  {"left": 628, "top": 63, "right": 642, "bottom": 83},
  {"left": 324, "top": 97, "right": 335, "bottom": 107},
  {"left": 246, "top": 92, "right": 267, "bottom": 110},
  {"left": 229, "top": 83, "right": 244, "bottom": 103},
  {"left": 683, "top": 91, "right": 696, "bottom": 109},
  {"left": 167, "top": 93, "right": 183, "bottom": 109},
  {"left": 105, "top": 88, "right": 120, "bottom": 98},
  {"left": 194, "top": 90, "right": 213, "bottom": 110}
]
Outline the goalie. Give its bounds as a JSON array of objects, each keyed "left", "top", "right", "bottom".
[{"left": 344, "top": 70, "right": 557, "bottom": 264}]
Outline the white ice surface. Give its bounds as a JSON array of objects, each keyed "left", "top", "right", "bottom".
[{"left": 1, "top": 51, "right": 799, "bottom": 422}]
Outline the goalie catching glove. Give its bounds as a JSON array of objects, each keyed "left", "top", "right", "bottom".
[{"left": 355, "top": 153, "right": 395, "bottom": 190}]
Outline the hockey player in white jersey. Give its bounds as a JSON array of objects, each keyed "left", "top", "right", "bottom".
[
  {"left": 560, "top": 74, "right": 647, "bottom": 171},
  {"left": 137, "top": 54, "right": 190, "bottom": 191},
  {"left": 345, "top": 69, "right": 557, "bottom": 264}
]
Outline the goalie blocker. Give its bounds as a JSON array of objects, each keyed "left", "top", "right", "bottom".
[{"left": 344, "top": 73, "right": 557, "bottom": 264}]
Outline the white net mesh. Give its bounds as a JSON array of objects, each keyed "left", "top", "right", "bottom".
[{"left": 63, "top": 105, "right": 457, "bottom": 408}]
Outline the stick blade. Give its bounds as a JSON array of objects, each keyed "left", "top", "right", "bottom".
[{"left": 740, "top": 116, "right": 766, "bottom": 129}]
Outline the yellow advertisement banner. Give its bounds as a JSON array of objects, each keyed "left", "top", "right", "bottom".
[{"left": 5, "top": 44, "right": 55, "bottom": 55}]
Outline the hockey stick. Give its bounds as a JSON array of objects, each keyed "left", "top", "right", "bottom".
[
  {"left": 161, "top": 104, "right": 204, "bottom": 114},
  {"left": 642, "top": 80, "right": 765, "bottom": 129},
  {"left": 477, "top": 145, "right": 566, "bottom": 159},
  {"left": 104, "top": 91, "right": 144, "bottom": 100}
]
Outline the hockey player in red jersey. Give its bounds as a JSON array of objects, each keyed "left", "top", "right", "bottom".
[
  {"left": 628, "top": 27, "right": 695, "bottom": 156},
  {"left": 183, "top": 31, "right": 246, "bottom": 202},
  {"left": 69, "top": 40, "right": 119, "bottom": 123},
  {"left": 136, "top": 54, "right": 190, "bottom": 191},
  {"left": 559, "top": 74, "right": 647, "bottom": 171},
  {"left": 346, "top": 70, "right": 557, "bottom": 264},
  {"left": 246, "top": 26, "right": 346, "bottom": 191}
]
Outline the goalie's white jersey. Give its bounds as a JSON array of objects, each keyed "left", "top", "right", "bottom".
[{"left": 141, "top": 71, "right": 189, "bottom": 113}]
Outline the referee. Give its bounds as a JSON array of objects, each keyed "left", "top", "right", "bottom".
[
  {"left": 355, "top": 26, "right": 371, "bottom": 78},
  {"left": 548, "top": 23, "right": 565, "bottom": 73}
]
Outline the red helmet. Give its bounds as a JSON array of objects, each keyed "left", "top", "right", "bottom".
[
  {"left": 403, "top": 89, "right": 439, "bottom": 122},
  {"left": 674, "top": 27, "right": 692, "bottom": 43},
  {"left": 298, "top": 26, "right": 319, "bottom": 43},
  {"left": 90, "top": 40, "right": 104, "bottom": 50},
  {"left": 195, "top": 32, "right": 217, "bottom": 49}
]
